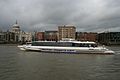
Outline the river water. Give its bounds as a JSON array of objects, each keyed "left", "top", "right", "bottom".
[{"left": 0, "top": 45, "right": 120, "bottom": 80}]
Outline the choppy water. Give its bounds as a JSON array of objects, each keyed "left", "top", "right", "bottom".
[{"left": 0, "top": 45, "right": 120, "bottom": 80}]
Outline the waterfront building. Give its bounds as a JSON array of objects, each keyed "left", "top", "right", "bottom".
[
  {"left": 10, "top": 21, "right": 32, "bottom": 43},
  {"left": 44, "top": 31, "right": 58, "bottom": 41},
  {"left": 19, "top": 31, "right": 32, "bottom": 42},
  {"left": 25, "top": 32, "right": 32, "bottom": 42},
  {"left": 11, "top": 21, "right": 20, "bottom": 33},
  {"left": 10, "top": 21, "right": 21, "bottom": 42},
  {"left": 0, "top": 31, "right": 5, "bottom": 43},
  {"left": 98, "top": 32, "right": 120, "bottom": 45},
  {"left": 4, "top": 31, "right": 16, "bottom": 43},
  {"left": 35, "top": 32, "right": 44, "bottom": 41},
  {"left": 76, "top": 32, "right": 97, "bottom": 42},
  {"left": 58, "top": 25, "right": 76, "bottom": 40}
]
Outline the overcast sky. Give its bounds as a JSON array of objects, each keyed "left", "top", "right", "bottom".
[{"left": 0, "top": 0, "right": 120, "bottom": 32}]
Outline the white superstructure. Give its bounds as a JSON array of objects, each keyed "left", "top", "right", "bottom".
[{"left": 18, "top": 41, "right": 115, "bottom": 54}]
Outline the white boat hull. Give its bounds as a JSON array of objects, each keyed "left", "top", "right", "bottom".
[{"left": 20, "top": 46, "right": 115, "bottom": 54}]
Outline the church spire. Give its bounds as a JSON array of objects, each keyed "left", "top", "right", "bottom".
[{"left": 16, "top": 20, "right": 18, "bottom": 24}]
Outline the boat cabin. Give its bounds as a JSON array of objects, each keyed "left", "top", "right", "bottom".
[{"left": 31, "top": 41, "right": 98, "bottom": 47}]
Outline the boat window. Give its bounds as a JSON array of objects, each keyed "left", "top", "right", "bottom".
[
  {"left": 91, "top": 44, "right": 97, "bottom": 47},
  {"left": 72, "top": 43, "right": 97, "bottom": 47},
  {"left": 32, "top": 42, "right": 72, "bottom": 47},
  {"left": 27, "top": 43, "right": 31, "bottom": 44},
  {"left": 31, "top": 42, "right": 97, "bottom": 47}
]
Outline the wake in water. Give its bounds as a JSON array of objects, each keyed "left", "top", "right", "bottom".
[{"left": 115, "top": 51, "right": 120, "bottom": 54}]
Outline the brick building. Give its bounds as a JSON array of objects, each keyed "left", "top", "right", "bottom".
[
  {"left": 44, "top": 31, "right": 58, "bottom": 41},
  {"left": 35, "top": 32, "right": 44, "bottom": 41},
  {"left": 76, "top": 32, "right": 97, "bottom": 42}
]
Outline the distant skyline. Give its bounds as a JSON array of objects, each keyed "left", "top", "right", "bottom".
[{"left": 0, "top": 0, "right": 120, "bottom": 32}]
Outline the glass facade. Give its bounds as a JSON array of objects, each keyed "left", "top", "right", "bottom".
[{"left": 98, "top": 32, "right": 120, "bottom": 45}]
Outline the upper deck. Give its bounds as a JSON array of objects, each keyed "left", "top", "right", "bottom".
[{"left": 31, "top": 41, "right": 97, "bottom": 47}]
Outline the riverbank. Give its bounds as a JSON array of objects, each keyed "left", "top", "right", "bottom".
[{"left": 0, "top": 43, "right": 18, "bottom": 46}]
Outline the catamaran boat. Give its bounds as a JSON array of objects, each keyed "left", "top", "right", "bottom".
[{"left": 18, "top": 41, "right": 115, "bottom": 54}]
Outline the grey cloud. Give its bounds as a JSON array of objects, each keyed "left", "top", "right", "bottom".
[{"left": 0, "top": 0, "right": 120, "bottom": 32}]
